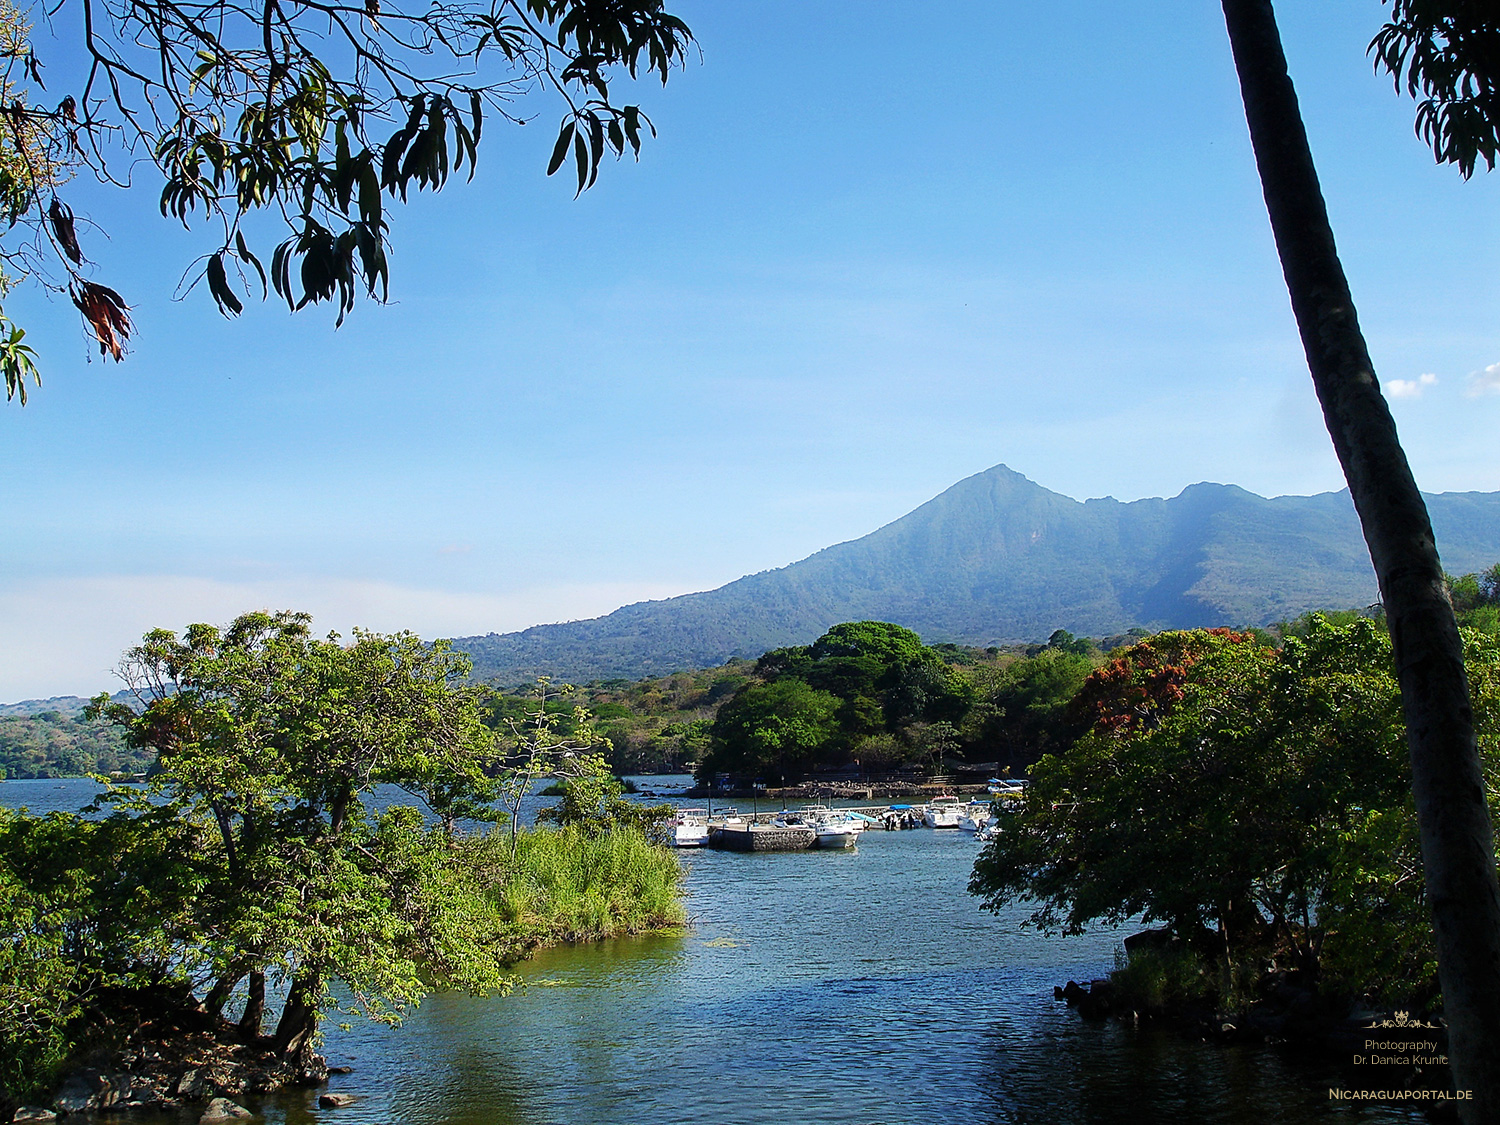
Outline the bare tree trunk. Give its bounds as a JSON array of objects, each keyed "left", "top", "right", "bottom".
[
  {"left": 202, "top": 966, "right": 245, "bottom": 1019},
  {"left": 237, "top": 970, "right": 266, "bottom": 1039},
  {"left": 271, "top": 969, "right": 323, "bottom": 1066},
  {"left": 1220, "top": 2, "right": 1500, "bottom": 1117}
]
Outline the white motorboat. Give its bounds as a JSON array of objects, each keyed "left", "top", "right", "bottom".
[
  {"left": 958, "top": 799, "right": 993, "bottom": 833},
  {"left": 667, "top": 807, "right": 710, "bottom": 847},
  {"left": 797, "top": 805, "right": 864, "bottom": 849},
  {"left": 921, "top": 795, "right": 964, "bottom": 829}
]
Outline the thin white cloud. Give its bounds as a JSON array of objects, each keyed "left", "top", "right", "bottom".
[
  {"left": 0, "top": 575, "right": 688, "bottom": 702},
  {"left": 1465, "top": 362, "right": 1500, "bottom": 398},
  {"left": 1385, "top": 372, "right": 1438, "bottom": 399}
]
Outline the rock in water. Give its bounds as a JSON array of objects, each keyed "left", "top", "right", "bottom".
[
  {"left": 199, "top": 1097, "right": 253, "bottom": 1122},
  {"left": 318, "top": 1093, "right": 358, "bottom": 1108},
  {"left": 14, "top": 1108, "right": 57, "bottom": 1122}
]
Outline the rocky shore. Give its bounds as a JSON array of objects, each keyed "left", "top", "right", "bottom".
[
  {"left": 1055, "top": 932, "right": 1460, "bottom": 1118},
  {"left": 3, "top": 988, "right": 339, "bottom": 1122}
]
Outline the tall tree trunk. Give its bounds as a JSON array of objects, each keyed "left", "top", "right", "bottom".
[
  {"left": 1220, "top": 2, "right": 1500, "bottom": 1117},
  {"left": 272, "top": 969, "right": 323, "bottom": 1067},
  {"left": 202, "top": 966, "right": 245, "bottom": 1019},
  {"left": 237, "top": 970, "right": 266, "bottom": 1039}
]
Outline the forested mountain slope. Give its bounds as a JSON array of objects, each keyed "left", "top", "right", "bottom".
[{"left": 452, "top": 464, "right": 1500, "bottom": 684}]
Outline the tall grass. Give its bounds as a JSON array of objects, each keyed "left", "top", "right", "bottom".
[{"left": 484, "top": 825, "right": 686, "bottom": 949}]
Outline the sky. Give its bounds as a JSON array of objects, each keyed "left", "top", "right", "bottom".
[{"left": 3, "top": 1, "right": 1499, "bottom": 701}]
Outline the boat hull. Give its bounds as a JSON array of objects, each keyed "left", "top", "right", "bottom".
[{"left": 813, "top": 827, "right": 859, "bottom": 848}]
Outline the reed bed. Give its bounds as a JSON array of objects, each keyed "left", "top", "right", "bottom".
[{"left": 489, "top": 825, "right": 686, "bottom": 946}]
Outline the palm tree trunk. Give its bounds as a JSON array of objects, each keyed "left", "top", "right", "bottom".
[{"left": 1220, "top": 2, "right": 1500, "bottom": 1116}]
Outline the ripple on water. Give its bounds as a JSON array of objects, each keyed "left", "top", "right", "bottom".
[{"left": 0, "top": 781, "right": 1427, "bottom": 1125}]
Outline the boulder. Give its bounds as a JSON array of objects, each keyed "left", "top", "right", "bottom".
[
  {"left": 176, "top": 1069, "right": 208, "bottom": 1099},
  {"left": 318, "top": 1094, "right": 358, "bottom": 1109},
  {"left": 14, "top": 1108, "right": 58, "bottom": 1122},
  {"left": 1122, "top": 927, "right": 1176, "bottom": 955},
  {"left": 52, "top": 1071, "right": 105, "bottom": 1115},
  {"left": 199, "top": 1097, "right": 253, "bottom": 1123}
]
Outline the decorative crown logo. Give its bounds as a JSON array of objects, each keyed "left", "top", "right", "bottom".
[{"left": 1365, "top": 1010, "right": 1441, "bottom": 1030}]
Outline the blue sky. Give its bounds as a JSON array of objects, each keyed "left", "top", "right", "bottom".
[{"left": 3, "top": 0, "right": 1498, "bottom": 700}]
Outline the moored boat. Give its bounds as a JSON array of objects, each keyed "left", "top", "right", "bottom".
[
  {"left": 922, "top": 795, "right": 964, "bottom": 829},
  {"left": 797, "top": 805, "right": 864, "bottom": 849},
  {"left": 958, "top": 800, "right": 993, "bottom": 833},
  {"left": 667, "top": 807, "right": 710, "bottom": 847}
]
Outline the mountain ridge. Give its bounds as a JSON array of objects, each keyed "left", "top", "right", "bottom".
[{"left": 451, "top": 464, "right": 1500, "bottom": 683}]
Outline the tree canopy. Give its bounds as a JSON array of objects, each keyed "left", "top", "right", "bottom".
[
  {"left": 699, "top": 621, "right": 978, "bottom": 786},
  {"left": 971, "top": 618, "right": 1500, "bottom": 1005},
  {"left": 0, "top": 0, "right": 693, "bottom": 402},
  {"left": 0, "top": 610, "right": 685, "bottom": 1105},
  {"left": 86, "top": 610, "right": 510, "bottom": 1063}
]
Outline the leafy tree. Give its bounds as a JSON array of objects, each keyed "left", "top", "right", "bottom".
[
  {"left": 490, "top": 678, "right": 602, "bottom": 859},
  {"left": 1220, "top": 4, "right": 1500, "bottom": 1110},
  {"left": 1372, "top": 1, "right": 1500, "bottom": 177},
  {"left": 700, "top": 621, "right": 977, "bottom": 785},
  {"left": 966, "top": 647, "right": 1096, "bottom": 768},
  {"left": 1045, "top": 629, "right": 1096, "bottom": 657},
  {"left": 88, "top": 610, "right": 511, "bottom": 1066},
  {"left": 970, "top": 621, "right": 1448, "bottom": 994},
  {"left": 1, "top": 0, "right": 694, "bottom": 400},
  {"left": 534, "top": 752, "right": 673, "bottom": 842},
  {"left": 701, "top": 677, "right": 842, "bottom": 787},
  {"left": 0, "top": 800, "right": 206, "bottom": 1101}
]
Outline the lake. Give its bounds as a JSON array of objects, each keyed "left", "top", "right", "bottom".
[{"left": 1, "top": 778, "right": 1419, "bottom": 1124}]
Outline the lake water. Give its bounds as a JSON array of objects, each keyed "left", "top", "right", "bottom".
[{"left": 2, "top": 778, "right": 1419, "bottom": 1124}]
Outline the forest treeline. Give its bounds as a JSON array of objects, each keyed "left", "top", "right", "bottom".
[{"left": 8, "top": 563, "right": 1500, "bottom": 784}]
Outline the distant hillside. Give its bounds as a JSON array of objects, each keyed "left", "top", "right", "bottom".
[
  {"left": 451, "top": 465, "right": 1500, "bottom": 684},
  {"left": 0, "top": 695, "right": 95, "bottom": 718}
]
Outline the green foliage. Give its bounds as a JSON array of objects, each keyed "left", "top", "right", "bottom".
[
  {"left": 0, "top": 610, "right": 690, "bottom": 1097},
  {"left": 0, "top": 711, "right": 142, "bottom": 779},
  {"left": 1445, "top": 564, "right": 1500, "bottom": 633},
  {"left": 78, "top": 611, "right": 518, "bottom": 1056},
  {"left": 970, "top": 618, "right": 1500, "bottom": 1009},
  {"left": 478, "top": 664, "right": 751, "bottom": 775},
  {"left": 3, "top": 0, "right": 693, "bottom": 396},
  {"left": 0, "top": 804, "right": 204, "bottom": 1099},
  {"left": 485, "top": 824, "right": 685, "bottom": 945},
  {"left": 697, "top": 622, "right": 978, "bottom": 786},
  {"left": 534, "top": 753, "right": 673, "bottom": 842},
  {"left": 965, "top": 647, "right": 1097, "bottom": 766},
  {"left": 703, "top": 678, "right": 843, "bottom": 786}
]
